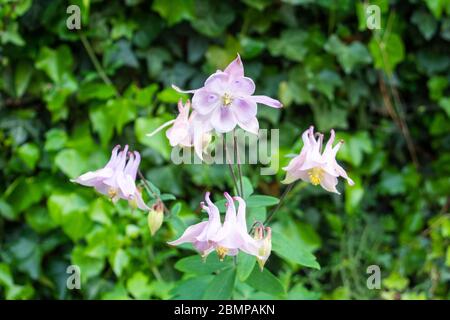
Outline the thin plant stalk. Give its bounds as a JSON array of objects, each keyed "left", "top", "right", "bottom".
[{"left": 264, "top": 182, "right": 297, "bottom": 225}]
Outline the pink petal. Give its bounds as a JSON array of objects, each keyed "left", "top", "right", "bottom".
[
  {"left": 116, "top": 171, "right": 136, "bottom": 198},
  {"left": 319, "top": 172, "right": 339, "bottom": 194},
  {"left": 229, "top": 77, "right": 255, "bottom": 95},
  {"left": 231, "top": 98, "right": 257, "bottom": 123},
  {"left": 168, "top": 221, "right": 209, "bottom": 246},
  {"left": 223, "top": 54, "right": 244, "bottom": 79},
  {"left": 233, "top": 196, "right": 248, "bottom": 233},
  {"left": 171, "top": 84, "right": 198, "bottom": 94},
  {"left": 204, "top": 72, "right": 229, "bottom": 94},
  {"left": 237, "top": 117, "right": 259, "bottom": 135},
  {"left": 211, "top": 107, "right": 237, "bottom": 133},
  {"left": 250, "top": 95, "right": 283, "bottom": 108},
  {"left": 166, "top": 123, "right": 190, "bottom": 146},
  {"left": 192, "top": 89, "right": 221, "bottom": 115},
  {"left": 133, "top": 190, "right": 150, "bottom": 211},
  {"left": 71, "top": 167, "right": 114, "bottom": 186}
]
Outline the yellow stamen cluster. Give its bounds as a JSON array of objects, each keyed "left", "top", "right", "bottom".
[
  {"left": 222, "top": 93, "right": 233, "bottom": 106},
  {"left": 308, "top": 167, "right": 324, "bottom": 186},
  {"left": 216, "top": 246, "right": 229, "bottom": 261},
  {"left": 108, "top": 188, "right": 118, "bottom": 199}
]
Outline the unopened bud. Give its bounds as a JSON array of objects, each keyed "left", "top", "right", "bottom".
[
  {"left": 254, "top": 226, "right": 272, "bottom": 271},
  {"left": 147, "top": 201, "right": 164, "bottom": 236}
]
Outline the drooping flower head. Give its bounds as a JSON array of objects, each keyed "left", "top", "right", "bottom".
[
  {"left": 167, "top": 191, "right": 221, "bottom": 258},
  {"left": 71, "top": 145, "right": 150, "bottom": 210},
  {"left": 173, "top": 54, "right": 283, "bottom": 134},
  {"left": 282, "top": 126, "right": 354, "bottom": 194},
  {"left": 147, "top": 99, "right": 211, "bottom": 159},
  {"left": 167, "top": 192, "right": 259, "bottom": 261}
]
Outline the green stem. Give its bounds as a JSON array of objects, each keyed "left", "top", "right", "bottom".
[
  {"left": 264, "top": 182, "right": 297, "bottom": 225},
  {"left": 137, "top": 170, "right": 170, "bottom": 214},
  {"left": 80, "top": 34, "right": 119, "bottom": 97},
  {"left": 225, "top": 137, "right": 240, "bottom": 197},
  {"left": 234, "top": 132, "right": 244, "bottom": 198}
]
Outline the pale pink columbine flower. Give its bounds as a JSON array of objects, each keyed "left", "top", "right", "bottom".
[
  {"left": 147, "top": 99, "right": 212, "bottom": 159},
  {"left": 282, "top": 126, "right": 354, "bottom": 194},
  {"left": 173, "top": 54, "right": 282, "bottom": 134},
  {"left": 71, "top": 145, "right": 150, "bottom": 210},
  {"left": 168, "top": 192, "right": 258, "bottom": 261}
]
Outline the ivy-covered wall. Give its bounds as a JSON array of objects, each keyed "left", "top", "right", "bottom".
[{"left": 0, "top": 0, "right": 449, "bottom": 299}]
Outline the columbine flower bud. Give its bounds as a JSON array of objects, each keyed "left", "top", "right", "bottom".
[
  {"left": 148, "top": 201, "right": 164, "bottom": 236},
  {"left": 254, "top": 225, "right": 272, "bottom": 271}
]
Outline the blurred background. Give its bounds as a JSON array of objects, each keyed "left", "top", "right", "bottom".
[{"left": 0, "top": 0, "right": 449, "bottom": 300}]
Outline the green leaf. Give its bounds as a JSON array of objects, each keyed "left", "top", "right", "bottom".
[
  {"left": 152, "top": 0, "right": 195, "bottom": 26},
  {"left": 17, "top": 143, "right": 40, "bottom": 169},
  {"left": 272, "top": 230, "right": 320, "bottom": 269},
  {"left": 203, "top": 268, "right": 236, "bottom": 299},
  {"left": 268, "top": 29, "right": 309, "bottom": 62},
  {"left": 411, "top": 10, "right": 437, "bottom": 40},
  {"left": 425, "top": 0, "right": 448, "bottom": 19},
  {"left": 78, "top": 82, "right": 117, "bottom": 102},
  {"left": 135, "top": 117, "right": 171, "bottom": 159},
  {"left": 55, "top": 149, "right": 88, "bottom": 178},
  {"left": 171, "top": 275, "right": 213, "bottom": 299},
  {"left": 175, "top": 255, "right": 232, "bottom": 275},
  {"left": 35, "top": 46, "right": 73, "bottom": 83},
  {"left": 245, "top": 267, "right": 285, "bottom": 297},
  {"left": 111, "top": 249, "right": 130, "bottom": 277},
  {"left": 25, "top": 206, "right": 57, "bottom": 234},
  {"left": 242, "top": 176, "right": 254, "bottom": 199},
  {"left": 427, "top": 76, "right": 448, "bottom": 101},
  {"left": 191, "top": 1, "right": 235, "bottom": 38},
  {"left": 246, "top": 195, "right": 279, "bottom": 208},
  {"left": 44, "top": 129, "right": 68, "bottom": 151},
  {"left": 324, "top": 35, "right": 372, "bottom": 74},
  {"left": 369, "top": 33, "right": 405, "bottom": 74},
  {"left": 237, "top": 252, "right": 256, "bottom": 281},
  {"left": 14, "top": 60, "right": 33, "bottom": 97},
  {"left": 71, "top": 246, "right": 105, "bottom": 282},
  {"left": 126, "top": 272, "right": 152, "bottom": 299}
]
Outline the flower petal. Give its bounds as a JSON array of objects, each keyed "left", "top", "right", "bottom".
[
  {"left": 237, "top": 117, "right": 259, "bottom": 135},
  {"left": 229, "top": 77, "right": 255, "bottom": 95},
  {"left": 319, "top": 172, "right": 339, "bottom": 194},
  {"left": 171, "top": 84, "right": 198, "bottom": 94},
  {"left": 231, "top": 97, "right": 257, "bottom": 123},
  {"left": 192, "top": 89, "right": 221, "bottom": 115},
  {"left": 211, "top": 107, "right": 237, "bottom": 133},
  {"left": 223, "top": 54, "right": 244, "bottom": 79},
  {"left": 204, "top": 72, "right": 229, "bottom": 94},
  {"left": 250, "top": 95, "right": 283, "bottom": 108},
  {"left": 167, "top": 221, "right": 209, "bottom": 246}
]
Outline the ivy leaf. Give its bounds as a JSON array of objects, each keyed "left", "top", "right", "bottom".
[
  {"left": 126, "top": 272, "right": 152, "bottom": 299},
  {"left": 17, "top": 143, "right": 40, "bottom": 170},
  {"left": 411, "top": 10, "right": 437, "bottom": 40},
  {"left": 55, "top": 149, "right": 88, "bottom": 178},
  {"left": 325, "top": 35, "right": 372, "bottom": 74},
  {"left": 191, "top": 1, "right": 235, "bottom": 38},
  {"left": 152, "top": 0, "right": 195, "bottom": 26},
  {"left": 135, "top": 117, "right": 172, "bottom": 159},
  {"left": 369, "top": 33, "right": 405, "bottom": 74}
]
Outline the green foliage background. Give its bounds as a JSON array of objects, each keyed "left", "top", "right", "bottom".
[{"left": 0, "top": 0, "right": 449, "bottom": 300}]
